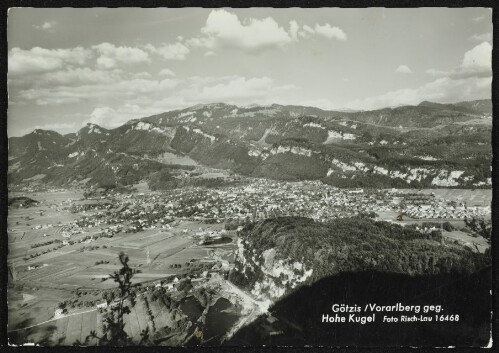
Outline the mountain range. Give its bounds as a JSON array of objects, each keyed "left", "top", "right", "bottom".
[{"left": 8, "top": 99, "right": 492, "bottom": 189}]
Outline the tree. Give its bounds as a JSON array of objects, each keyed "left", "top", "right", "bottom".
[
  {"left": 176, "top": 278, "right": 192, "bottom": 293},
  {"left": 465, "top": 216, "right": 492, "bottom": 243},
  {"left": 87, "top": 252, "right": 149, "bottom": 346}
]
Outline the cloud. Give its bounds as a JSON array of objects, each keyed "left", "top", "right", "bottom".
[
  {"left": 12, "top": 122, "right": 78, "bottom": 137},
  {"left": 297, "top": 98, "right": 338, "bottom": 110},
  {"left": 81, "top": 75, "right": 299, "bottom": 128},
  {"left": 175, "top": 75, "right": 296, "bottom": 106},
  {"left": 158, "top": 68, "right": 176, "bottom": 77},
  {"left": 40, "top": 68, "right": 124, "bottom": 86},
  {"left": 40, "top": 74, "right": 293, "bottom": 129},
  {"left": 88, "top": 105, "right": 147, "bottom": 128},
  {"left": 145, "top": 42, "right": 190, "bottom": 60},
  {"left": 93, "top": 43, "right": 150, "bottom": 69},
  {"left": 348, "top": 43, "right": 491, "bottom": 110},
  {"left": 8, "top": 46, "right": 92, "bottom": 75},
  {"left": 34, "top": 96, "right": 82, "bottom": 106},
  {"left": 312, "top": 24, "right": 347, "bottom": 40},
  {"left": 204, "top": 51, "right": 216, "bottom": 57},
  {"left": 395, "top": 65, "right": 412, "bottom": 74},
  {"left": 187, "top": 9, "right": 347, "bottom": 54},
  {"left": 461, "top": 41, "right": 491, "bottom": 69},
  {"left": 425, "top": 68, "right": 447, "bottom": 76},
  {"left": 33, "top": 21, "right": 56, "bottom": 31},
  {"left": 9, "top": 44, "right": 152, "bottom": 76},
  {"left": 302, "top": 25, "right": 314, "bottom": 35},
  {"left": 13, "top": 70, "right": 295, "bottom": 112},
  {"left": 425, "top": 66, "right": 490, "bottom": 80},
  {"left": 133, "top": 71, "right": 152, "bottom": 79},
  {"left": 472, "top": 15, "right": 485, "bottom": 23},
  {"left": 17, "top": 76, "right": 180, "bottom": 106},
  {"left": 289, "top": 20, "right": 300, "bottom": 41},
  {"left": 426, "top": 42, "right": 491, "bottom": 79},
  {"left": 186, "top": 36, "right": 216, "bottom": 50},
  {"left": 197, "top": 9, "right": 293, "bottom": 52},
  {"left": 198, "top": 76, "right": 275, "bottom": 101},
  {"left": 345, "top": 76, "right": 491, "bottom": 111},
  {"left": 83, "top": 78, "right": 266, "bottom": 127},
  {"left": 469, "top": 32, "right": 492, "bottom": 43},
  {"left": 298, "top": 23, "right": 347, "bottom": 41}
]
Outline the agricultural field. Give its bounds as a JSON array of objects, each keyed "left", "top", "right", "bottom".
[
  {"left": 442, "top": 230, "right": 490, "bottom": 253},
  {"left": 9, "top": 280, "right": 242, "bottom": 346},
  {"left": 8, "top": 285, "right": 73, "bottom": 331},
  {"left": 7, "top": 184, "right": 490, "bottom": 346},
  {"left": 197, "top": 172, "right": 230, "bottom": 179},
  {"left": 156, "top": 152, "right": 199, "bottom": 166},
  {"left": 396, "top": 188, "right": 492, "bottom": 207},
  {"left": 9, "top": 312, "right": 99, "bottom": 346},
  {"left": 8, "top": 189, "right": 238, "bottom": 345}
]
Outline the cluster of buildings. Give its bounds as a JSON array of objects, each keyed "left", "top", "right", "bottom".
[
  {"left": 55, "top": 180, "right": 491, "bottom": 237},
  {"left": 403, "top": 203, "right": 488, "bottom": 219},
  {"left": 16, "top": 179, "right": 487, "bottom": 265},
  {"left": 15, "top": 180, "right": 491, "bottom": 265},
  {"left": 392, "top": 191, "right": 490, "bottom": 219}
]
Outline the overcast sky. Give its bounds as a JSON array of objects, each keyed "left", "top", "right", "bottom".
[{"left": 7, "top": 7, "right": 492, "bottom": 136}]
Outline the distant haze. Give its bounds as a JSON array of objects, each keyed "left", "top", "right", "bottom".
[{"left": 7, "top": 7, "right": 492, "bottom": 137}]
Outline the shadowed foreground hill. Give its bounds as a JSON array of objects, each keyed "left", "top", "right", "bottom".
[
  {"left": 230, "top": 216, "right": 490, "bottom": 293},
  {"left": 228, "top": 267, "right": 491, "bottom": 347}
]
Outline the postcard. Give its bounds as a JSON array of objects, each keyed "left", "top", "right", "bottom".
[{"left": 6, "top": 7, "right": 493, "bottom": 347}]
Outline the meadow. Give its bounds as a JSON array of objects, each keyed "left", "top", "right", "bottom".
[{"left": 8, "top": 190, "right": 237, "bottom": 345}]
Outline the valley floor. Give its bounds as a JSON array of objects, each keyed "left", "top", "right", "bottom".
[{"left": 7, "top": 181, "right": 491, "bottom": 346}]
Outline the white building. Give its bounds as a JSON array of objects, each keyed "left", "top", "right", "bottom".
[{"left": 96, "top": 302, "right": 108, "bottom": 309}]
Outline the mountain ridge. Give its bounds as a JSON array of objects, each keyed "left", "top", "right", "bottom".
[{"left": 8, "top": 99, "right": 492, "bottom": 189}]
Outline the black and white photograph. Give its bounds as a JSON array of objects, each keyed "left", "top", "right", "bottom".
[{"left": 5, "top": 7, "right": 493, "bottom": 347}]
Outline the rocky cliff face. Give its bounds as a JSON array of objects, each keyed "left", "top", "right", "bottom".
[
  {"left": 229, "top": 216, "right": 491, "bottom": 309},
  {"left": 233, "top": 238, "right": 313, "bottom": 303}
]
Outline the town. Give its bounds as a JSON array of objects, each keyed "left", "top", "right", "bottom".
[
  {"left": 58, "top": 179, "right": 491, "bottom": 232},
  {"left": 7, "top": 177, "right": 491, "bottom": 345}
]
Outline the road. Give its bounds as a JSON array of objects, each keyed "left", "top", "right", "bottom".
[
  {"left": 215, "top": 278, "right": 269, "bottom": 342},
  {"left": 224, "top": 279, "right": 269, "bottom": 313},
  {"left": 8, "top": 308, "right": 97, "bottom": 333}
]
